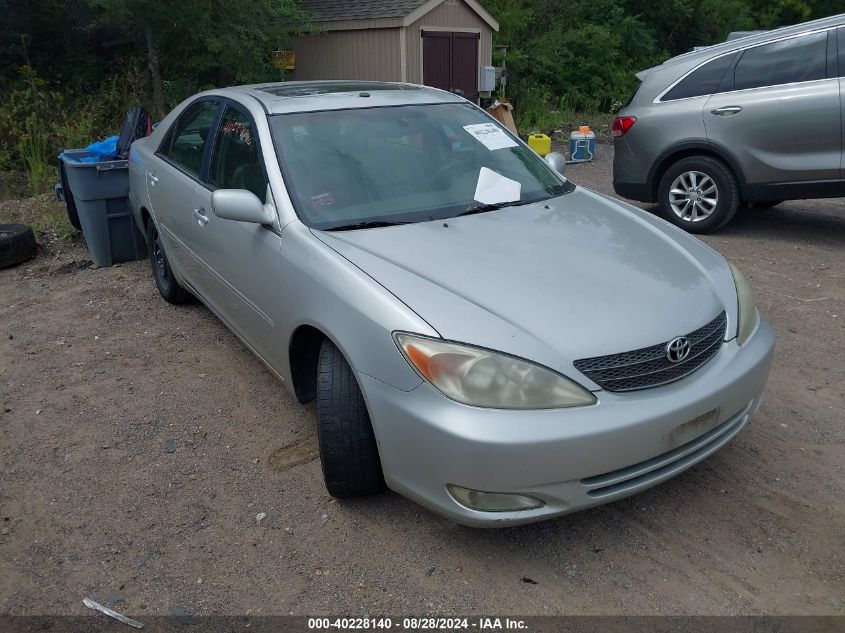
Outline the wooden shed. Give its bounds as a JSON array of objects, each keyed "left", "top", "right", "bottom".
[{"left": 294, "top": 0, "right": 499, "bottom": 103}]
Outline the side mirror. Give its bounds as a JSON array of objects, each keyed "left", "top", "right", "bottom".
[
  {"left": 211, "top": 189, "right": 275, "bottom": 225},
  {"left": 544, "top": 151, "right": 567, "bottom": 176}
]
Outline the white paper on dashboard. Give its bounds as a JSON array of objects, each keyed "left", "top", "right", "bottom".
[
  {"left": 463, "top": 123, "right": 519, "bottom": 151},
  {"left": 473, "top": 167, "right": 521, "bottom": 204}
]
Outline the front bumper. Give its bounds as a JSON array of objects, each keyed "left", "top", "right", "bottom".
[{"left": 359, "top": 318, "right": 775, "bottom": 527}]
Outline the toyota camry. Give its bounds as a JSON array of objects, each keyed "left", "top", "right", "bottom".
[{"left": 128, "top": 81, "right": 774, "bottom": 526}]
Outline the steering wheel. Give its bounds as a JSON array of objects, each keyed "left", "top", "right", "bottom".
[{"left": 430, "top": 159, "right": 476, "bottom": 186}]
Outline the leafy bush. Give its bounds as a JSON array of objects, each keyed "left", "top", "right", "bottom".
[
  {"left": 18, "top": 113, "right": 53, "bottom": 194},
  {"left": 0, "top": 61, "right": 154, "bottom": 196}
]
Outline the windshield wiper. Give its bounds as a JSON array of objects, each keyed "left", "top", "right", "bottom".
[
  {"left": 325, "top": 220, "right": 411, "bottom": 231},
  {"left": 456, "top": 199, "right": 537, "bottom": 217}
]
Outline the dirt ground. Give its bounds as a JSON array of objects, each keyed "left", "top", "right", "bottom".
[{"left": 1, "top": 145, "right": 843, "bottom": 619}]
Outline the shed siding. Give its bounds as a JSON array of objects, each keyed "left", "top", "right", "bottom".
[
  {"left": 293, "top": 28, "right": 402, "bottom": 81},
  {"left": 405, "top": 0, "right": 492, "bottom": 85}
]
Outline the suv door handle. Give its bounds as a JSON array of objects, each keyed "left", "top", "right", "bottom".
[
  {"left": 711, "top": 106, "right": 742, "bottom": 116},
  {"left": 192, "top": 207, "right": 208, "bottom": 227}
]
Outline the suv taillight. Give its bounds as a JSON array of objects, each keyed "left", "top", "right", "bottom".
[{"left": 611, "top": 116, "right": 636, "bottom": 138}]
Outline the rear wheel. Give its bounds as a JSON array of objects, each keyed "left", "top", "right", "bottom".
[
  {"left": 146, "top": 220, "right": 190, "bottom": 304},
  {"left": 316, "top": 338, "right": 385, "bottom": 498},
  {"left": 657, "top": 156, "right": 739, "bottom": 233}
]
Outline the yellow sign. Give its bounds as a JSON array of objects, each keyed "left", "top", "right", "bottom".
[{"left": 272, "top": 50, "right": 296, "bottom": 71}]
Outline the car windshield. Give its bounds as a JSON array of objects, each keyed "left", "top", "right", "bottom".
[{"left": 269, "top": 103, "right": 573, "bottom": 230}]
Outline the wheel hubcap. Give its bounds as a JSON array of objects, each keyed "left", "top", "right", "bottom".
[{"left": 669, "top": 171, "right": 718, "bottom": 222}]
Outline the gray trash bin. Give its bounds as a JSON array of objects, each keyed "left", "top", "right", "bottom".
[{"left": 59, "top": 150, "right": 147, "bottom": 267}]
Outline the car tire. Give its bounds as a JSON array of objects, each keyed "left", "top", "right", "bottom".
[
  {"left": 146, "top": 219, "right": 190, "bottom": 305},
  {"left": 0, "top": 224, "right": 38, "bottom": 269},
  {"left": 316, "top": 338, "right": 385, "bottom": 498},
  {"left": 658, "top": 156, "right": 739, "bottom": 233}
]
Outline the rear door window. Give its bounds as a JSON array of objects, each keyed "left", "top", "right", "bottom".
[
  {"left": 662, "top": 53, "right": 737, "bottom": 101},
  {"left": 733, "top": 31, "right": 827, "bottom": 91},
  {"left": 159, "top": 100, "right": 221, "bottom": 177},
  {"left": 838, "top": 27, "right": 844, "bottom": 77}
]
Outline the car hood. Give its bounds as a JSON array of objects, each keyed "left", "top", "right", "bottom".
[{"left": 314, "top": 187, "right": 738, "bottom": 387}]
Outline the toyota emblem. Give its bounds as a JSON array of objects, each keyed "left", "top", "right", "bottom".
[{"left": 666, "top": 336, "right": 691, "bottom": 363}]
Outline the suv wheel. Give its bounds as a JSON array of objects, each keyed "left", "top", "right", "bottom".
[{"left": 657, "top": 156, "right": 739, "bottom": 233}]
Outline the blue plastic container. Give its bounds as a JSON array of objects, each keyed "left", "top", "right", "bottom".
[{"left": 59, "top": 150, "right": 147, "bottom": 267}]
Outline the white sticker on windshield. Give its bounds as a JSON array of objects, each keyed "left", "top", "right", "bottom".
[
  {"left": 474, "top": 167, "right": 521, "bottom": 205},
  {"left": 463, "top": 123, "right": 518, "bottom": 151}
]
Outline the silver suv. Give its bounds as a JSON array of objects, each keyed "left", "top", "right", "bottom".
[{"left": 612, "top": 14, "right": 844, "bottom": 233}]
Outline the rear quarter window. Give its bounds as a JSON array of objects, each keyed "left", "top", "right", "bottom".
[{"left": 662, "top": 53, "right": 737, "bottom": 101}]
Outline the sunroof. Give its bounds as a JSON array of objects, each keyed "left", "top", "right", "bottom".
[{"left": 258, "top": 82, "right": 420, "bottom": 97}]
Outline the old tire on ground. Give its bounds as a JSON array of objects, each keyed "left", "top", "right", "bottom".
[
  {"left": 0, "top": 224, "right": 37, "bottom": 269},
  {"left": 146, "top": 219, "right": 190, "bottom": 304},
  {"left": 316, "top": 338, "right": 385, "bottom": 498},
  {"left": 657, "top": 155, "right": 739, "bottom": 234}
]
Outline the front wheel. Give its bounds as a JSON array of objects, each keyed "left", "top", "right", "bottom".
[
  {"left": 316, "top": 339, "right": 385, "bottom": 498},
  {"left": 657, "top": 156, "right": 739, "bottom": 233}
]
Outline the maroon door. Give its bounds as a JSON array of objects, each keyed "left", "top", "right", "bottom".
[{"left": 422, "top": 31, "right": 479, "bottom": 103}]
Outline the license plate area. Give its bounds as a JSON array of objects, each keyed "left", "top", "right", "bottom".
[{"left": 669, "top": 407, "right": 722, "bottom": 449}]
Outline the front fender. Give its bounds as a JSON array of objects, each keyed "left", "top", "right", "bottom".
[{"left": 275, "top": 222, "right": 435, "bottom": 393}]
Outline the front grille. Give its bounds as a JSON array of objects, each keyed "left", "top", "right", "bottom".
[{"left": 574, "top": 311, "right": 727, "bottom": 392}]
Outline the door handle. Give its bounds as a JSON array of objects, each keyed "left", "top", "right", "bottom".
[
  {"left": 148, "top": 172, "right": 159, "bottom": 186},
  {"left": 711, "top": 106, "right": 742, "bottom": 116},
  {"left": 193, "top": 208, "right": 208, "bottom": 227}
]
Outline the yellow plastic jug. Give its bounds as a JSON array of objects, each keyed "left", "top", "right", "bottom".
[{"left": 527, "top": 133, "right": 552, "bottom": 157}]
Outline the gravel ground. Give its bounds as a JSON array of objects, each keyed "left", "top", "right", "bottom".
[{"left": 1, "top": 145, "right": 843, "bottom": 619}]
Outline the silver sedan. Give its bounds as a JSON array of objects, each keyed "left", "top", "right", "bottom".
[{"left": 128, "top": 81, "right": 774, "bottom": 526}]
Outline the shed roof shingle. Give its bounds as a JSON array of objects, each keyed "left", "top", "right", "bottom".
[{"left": 300, "top": 0, "right": 430, "bottom": 22}]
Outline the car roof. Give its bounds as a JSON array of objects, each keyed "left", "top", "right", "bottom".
[
  {"left": 221, "top": 81, "right": 466, "bottom": 114},
  {"left": 637, "top": 12, "right": 844, "bottom": 80}
]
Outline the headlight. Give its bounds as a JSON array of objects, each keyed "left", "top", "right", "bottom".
[
  {"left": 728, "top": 262, "right": 758, "bottom": 346},
  {"left": 394, "top": 333, "right": 596, "bottom": 409}
]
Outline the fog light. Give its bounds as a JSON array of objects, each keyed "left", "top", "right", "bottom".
[{"left": 447, "top": 484, "right": 544, "bottom": 512}]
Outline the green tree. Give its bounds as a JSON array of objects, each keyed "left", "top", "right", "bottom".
[
  {"left": 87, "top": 0, "right": 311, "bottom": 116},
  {"left": 481, "top": 0, "right": 842, "bottom": 120}
]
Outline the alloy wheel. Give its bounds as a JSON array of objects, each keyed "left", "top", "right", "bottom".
[{"left": 668, "top": 171, "right": 719, "bottom": 222}]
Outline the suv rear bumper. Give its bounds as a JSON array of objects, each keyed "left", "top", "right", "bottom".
[{"left": 613, "top": 180, "right": 654, "bottom": 203}]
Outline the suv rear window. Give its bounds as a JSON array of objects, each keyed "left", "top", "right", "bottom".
[
  {"left": 734, "top": 31, "right": 827, "bottom": 90},
  {"left": 622, "top": 81, "right": 641, "bottom": 108},
  {"left": 662, "top": 53, "right": 736, "bottom": 101}
]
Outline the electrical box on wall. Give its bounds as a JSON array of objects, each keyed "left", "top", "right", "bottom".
[{"left": 479, "top": 65, "right": 496, "bottom": 92}]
